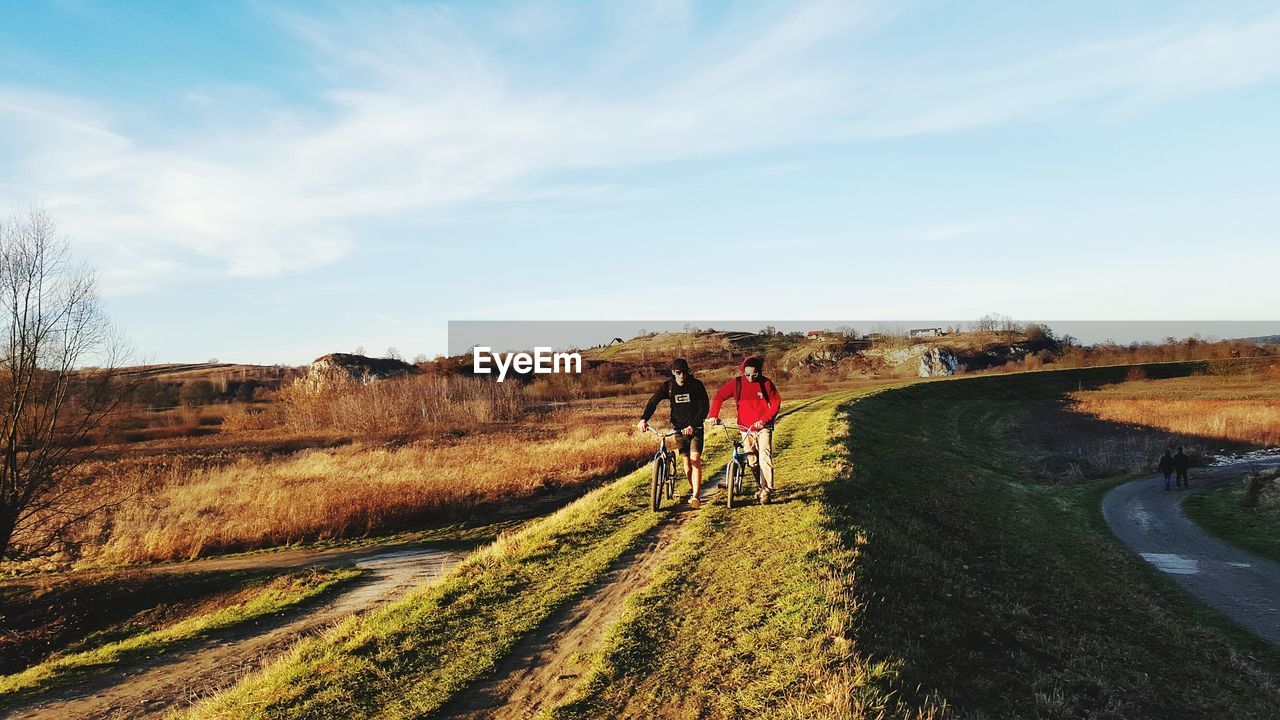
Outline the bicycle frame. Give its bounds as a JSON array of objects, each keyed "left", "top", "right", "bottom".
[
  {"left": 715, "top": 422, "right": 763, "bottom": 507},
  {"left": 646, "top": 427, "right": 682, "bottom": 511}
]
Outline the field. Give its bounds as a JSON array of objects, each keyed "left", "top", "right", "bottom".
[
  {"left": 180, "top": 389, "right": 904, "bottom": 720},
  {"left": 15, "top": 363, "right": 887, "bottom": 569},
  {"left": 1184, "top": 471, "right": 1280, "bottom": 564},
  {"left": 142, "top": 365, "right": 1280, "bottom": 718},
  {"left": 79, "top": 420, "right": 648, "bottom": 565},
  {"left": 9, "top": 391, "right": 651, "bottom": 568},
  {"left": 6, "top": 356, "right": 1280, "bottom": 718},
  {"left": 0, "top": 567, "right": 360, "bottom": 704},
  {"left": 828, "top": 368, "right": 1280, "bottom": 718},
  {"left": 1069, "top": 365, "right": 1280, "bottom": 446}
]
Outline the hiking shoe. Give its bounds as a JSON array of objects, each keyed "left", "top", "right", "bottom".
[
  {"left": 716, "top": 479, "right": 728, "bottom": 489},
  {"left": 689, "top": 495, "right": 702, "bottom": 509},
  {"left": 759, "top": 489, "right": 771, "bottom": 505}
]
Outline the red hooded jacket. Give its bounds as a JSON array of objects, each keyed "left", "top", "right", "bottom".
[{"left": 708, "top": 357, "right": 782, "bottom": 428}]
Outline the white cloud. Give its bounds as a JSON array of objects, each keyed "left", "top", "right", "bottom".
[{"left": 2, "top": 2, "right": 1279, "bottom": 297}]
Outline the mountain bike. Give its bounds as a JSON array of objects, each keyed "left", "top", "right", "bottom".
[
  {"left": 716, "top": 423, "right": 763, "bottom": 508},
  {"left": 646, "top": 427, "right": 681, "bottom": 511}
]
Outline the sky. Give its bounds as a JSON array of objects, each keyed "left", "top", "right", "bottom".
[{"left": 1, "top": 0, "right": 1278, "bottom": 364}]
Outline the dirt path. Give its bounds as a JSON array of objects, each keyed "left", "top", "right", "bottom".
[
  {"left": 1102, "top": 456, "right": 1280, "bottom": 645},
  {"left": 8, "top": 547, "right": 468, "bottom": 720},
  {"left": 437, "top": 475, "right": 725, "bottom": 720}
]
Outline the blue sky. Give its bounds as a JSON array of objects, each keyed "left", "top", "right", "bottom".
[{"left": 2, "top": 0, "right": 1278, "bottom": 364}]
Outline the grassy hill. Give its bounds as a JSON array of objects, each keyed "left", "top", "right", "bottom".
[
  {"left": 180, "top": 362, "right": 1280, "bottom": 718},
  {"left": 579, "top": 328, "right": 1052, "bottom": 380},
  {"left": 113, "top": 362, "right": 293, "bottom": 385},
  {"left": 581, "top": 331, "right": 792, "bottom": 369}
]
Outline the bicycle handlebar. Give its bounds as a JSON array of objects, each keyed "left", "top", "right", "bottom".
[
  {"left": 645, "top": 427, "right": 682, "bottom": 438},
  {"left": 712, "top": 422, "right": 764, "bottom": 439}
]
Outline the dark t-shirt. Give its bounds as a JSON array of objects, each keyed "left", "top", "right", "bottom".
[
  {"left": 641, "top": 377, "right": 709, "bottom": 430},
  {"left": 1173, "top": 452, "right": 1189, "bottom": 472}
]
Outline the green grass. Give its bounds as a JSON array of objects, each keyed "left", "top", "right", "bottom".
[
  {"left": 183, "top": 441, "right": 734, "bottom": 720},
  {"left": 0, "top": 567, "right": 362, "bottom": 704},
  {"left": 552, "top": 365, "right": 1280, "bottom": 719},
  {"left": 832, "top": 368, "right": 1280, "bottom": 718},
  {"left": 176, "top": 363, "right": 1280, "bottom": 719},
  {"left": 548, "top": 388, "right": 922, "bottom": 720},
  {"left": 1184, "top": 481, "right": 1280, "bottom": 564}
]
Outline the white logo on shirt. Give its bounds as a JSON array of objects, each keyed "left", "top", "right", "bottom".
[{"left": 674, "top": 393, "right": 691, "bottom": 403}]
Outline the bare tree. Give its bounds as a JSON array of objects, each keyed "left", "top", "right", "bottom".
[
  {"left": 974, "top": 313, "right": 1012, "bottom": 333},
  {"left": 0, "top": 208, "right": 131, "bottom": 559}
]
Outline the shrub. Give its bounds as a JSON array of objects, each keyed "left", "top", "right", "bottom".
[
  {"left": 1241, "top": 468, "right": 1280, "bottom": 510},
  {"left": 278, "top": 374, "right": 525, "bottom": 435},
  {"left": 179, "top": 380, "right": 217, "bottom": 406},
  {"left": 220, "top": 406, "right": 281, "bottom": 433}
]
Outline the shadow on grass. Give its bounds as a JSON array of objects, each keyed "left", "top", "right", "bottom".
[{"left": 822, "top": 364, "right": 1280, "bottom": 719}]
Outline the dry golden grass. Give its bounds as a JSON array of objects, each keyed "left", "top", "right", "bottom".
[
  {"left": 1070, "top": 367, "right": 1280, "bottom": 446},
  {"left": 31, "top": 375, "right": 883, "bottom": 568},
  {"left": 85, "top": 416, "right": 650, "bottom": 564},
  {"left": 278, "top": 373, "right": 524, "bottom": 434}
]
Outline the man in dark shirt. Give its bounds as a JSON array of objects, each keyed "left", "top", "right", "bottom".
[
  {"left": 638, "top": 358, "right": 710, "bottom": 508},
  {"left": 1173, "top": 446, "right": 1190, "bottom": 489}
]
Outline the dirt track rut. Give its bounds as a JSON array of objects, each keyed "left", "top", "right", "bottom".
[
  {"left": 439, "top": 475, "right": 723, "bottom": 720},
  {"left": 8, "top": 548, "right": 466, "bottom": 720}
]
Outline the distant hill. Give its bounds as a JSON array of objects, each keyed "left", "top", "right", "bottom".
[
  {"left": 582, "top": 331, "right": 782, "bottom": 368},
  {"left": 113, "top": 362, "right": 293, "bottom": 384},
  {"left": 578, "top": 329, "right": 1051, "bottom": 378},
  {"left": 1239, "top": 335, "right": 1280, "bottom": 345}
]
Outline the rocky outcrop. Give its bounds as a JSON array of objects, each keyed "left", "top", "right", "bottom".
[
  {"left": 863, "top": 343, "right": 927, "bottom": 368},
  {"left": 300, "top": 353, "right": 420, "bottom": 393},
  {"left": 780, "top": 338, "right": 868, "bottom": 373},
  {"left": 918, "top": 347, "right": 959, "bottom": 377}
]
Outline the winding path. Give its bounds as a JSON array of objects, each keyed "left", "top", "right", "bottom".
[
  {"left": 8, "top": 546, "right": 468, "bottom": 720},
  {"left": 1102, "top": 457, "right": 1280, "bottom": 645},
  {"left": 438, "top": 474, "right": 725, "bottom": 720}
]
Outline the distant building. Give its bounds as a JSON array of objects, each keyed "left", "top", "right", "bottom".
[
  {"left": 806, "top": 330, "right": 829, "bottom": 339},
  {"left": 609, "top": 337, "right": 625, "bottom": 345},
  {"left": 909, "top": 327, "right": 943, "bottom": 339}
]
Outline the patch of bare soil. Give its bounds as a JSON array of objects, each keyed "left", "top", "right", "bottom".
[
  {"left": 438, "top": 477, "right": 723, "bottom": 720},
  {"left": 7, "top": 548, "right": 466, "bottom": 720}
]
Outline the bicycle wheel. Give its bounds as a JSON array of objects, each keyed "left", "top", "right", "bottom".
[
  {"left": 651, "top": 457, "right": 665, "bottom": 511},
  {"left": 725, "top": 459, "right": 741, "bottom": 509}
]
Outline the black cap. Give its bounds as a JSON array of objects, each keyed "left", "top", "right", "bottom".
[
  {"left": 671, "top": 358, "right": 690, "bottom": 373},
  {"left": 743, "top": 356, "right": 763, "bottom": 372}
]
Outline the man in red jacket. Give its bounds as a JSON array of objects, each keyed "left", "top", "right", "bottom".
[{"left": 708, "top": 356, "right": 782, "bottom": 504}]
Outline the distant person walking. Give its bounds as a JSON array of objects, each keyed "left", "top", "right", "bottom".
[
  {"left": 638, "top": 358, "right": 709, "bottom": 508},
  {"left": 1174, "top": 447, "right": 1190, "bottom": 489},
  {"left": 708, "top": 356, "right": 782, "bottom": 504},
  {"left": 1158, "top": 449, "right": 1175, "bottom": 491}
]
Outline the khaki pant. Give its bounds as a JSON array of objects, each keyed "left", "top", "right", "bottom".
[{"left": 743, "top": 427, "right": 774, "bottom": 492}]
